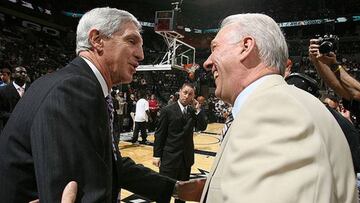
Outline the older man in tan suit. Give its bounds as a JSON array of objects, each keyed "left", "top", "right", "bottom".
[{"left": 200, "top": 13, "right": 358, "bottom": 203}]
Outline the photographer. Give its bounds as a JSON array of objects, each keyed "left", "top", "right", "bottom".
[
  {"left": 309, "top": 38, "right": 360, "bottom": 126},
  {"left": 309, "top": 38, "right": 360, "bottom": 101}
]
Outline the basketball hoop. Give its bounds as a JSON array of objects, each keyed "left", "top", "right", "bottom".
[{"left": 183, "top": 63, "right": 199, "bottom": 73}]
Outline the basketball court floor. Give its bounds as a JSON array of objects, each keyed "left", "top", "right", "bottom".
[{"left": 118, "top": 123, "right": 224, "bottom": 203}]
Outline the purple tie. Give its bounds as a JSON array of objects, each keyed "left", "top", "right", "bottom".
[{"left": 105, "top": 95, "right": 118, "bottom": 161}]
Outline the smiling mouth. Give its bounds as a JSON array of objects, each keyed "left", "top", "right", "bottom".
[{"left": 213, "top": 71, "right": 219, "bottom": 80}]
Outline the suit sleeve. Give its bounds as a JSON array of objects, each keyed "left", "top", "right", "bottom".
[
  {"left": 0, "top": 88, "right": 11, "bottom": 121},
  {"left": 153, "top": 107, "right": 169, "bottom": 158},
  {"left": 30, "top": 76, "right": 113, "bottom": 202},
  {"left": 195, "top": 109, "right": 207, "bottom": 131},
  {"left": 119, "top": 157, "right": 176, "bottom": 203}
]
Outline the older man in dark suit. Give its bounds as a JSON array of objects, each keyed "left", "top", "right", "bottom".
[
  {"left": 153, "top": 83, "right": 207, "bottom": 203},
  {"left": 0, "top": 7, "right": 205, "bottom": 203}
]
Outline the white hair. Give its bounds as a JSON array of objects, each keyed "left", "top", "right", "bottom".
[
  {"left": 76, "top": 7, "right": 141, "bottom": 55},
  {"left": 221, "top": 13, "right": 288, "bottom": 75}
]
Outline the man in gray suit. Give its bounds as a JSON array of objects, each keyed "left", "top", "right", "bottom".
[
  {"left": 199, "top": 13, "right": 358, "bottom": 202},
  {"left": 0, "top": 7, "right": 204, "bottom": 203}
]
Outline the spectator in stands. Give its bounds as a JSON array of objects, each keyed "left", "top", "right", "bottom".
[
  {"left": 127, "top": 93, "right": 137, "bottom": 131},
  {"left": 200, "top": 13, "right": 357, "bottom": 202},
  {"left": 0, "top": 7, "right": 204, "bottom": 203},
  {"left": 148, "top": 93, "right": 159, "bottom": 132},
  {"left": 131, "top": 90, "right": 151, "bottom": 144},
  {"left": 115, "top": 91, "right": 126, "bottom": 133},
  {"left": 153, "top": 83, "right": 207, "bottom": 203},
  {"left": 0, "top": 68, "right": 11, "bottom": 86},
  {"left": 0, "top": 66, "right": 28, "bottom": 131},
  {"left": 111, "top": 90, "right": 120, "bottom": 144}
]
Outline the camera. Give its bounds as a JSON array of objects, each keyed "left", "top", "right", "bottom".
[{"left": 316, "top": 34, "right": 339, "bottom": 54}]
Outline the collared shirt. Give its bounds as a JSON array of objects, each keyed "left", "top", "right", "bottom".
[
  {"left": 13, "top": 81, "right": 26, "bottom": 96},
  {"left": 81, "top": 56, "right": 109, "bottom": 97},
  {"left": 177, "top": 100, "right": 186, "bottom": 113},
  {"left": 177, "top": 100, "right": 201, "bottom": 115},
  {"left": 232, "top": 75, "right": 272, "bottom": 118}
]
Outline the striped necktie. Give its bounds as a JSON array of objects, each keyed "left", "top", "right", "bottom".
[
  {"left": 105, "top": 95, "right": 118, "bottom": 161},
  {"left": 221, "top": 113, "right": 234, "bottom": 140}
]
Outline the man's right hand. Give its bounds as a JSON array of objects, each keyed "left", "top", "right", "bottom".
[
  {"left": 309, "top": 39, "right": 337, "bottom": 66},
  {"left": 152, "top": 158, "right": 161, "bottom": 167},
  {"left": 177, "top": 178, "right": 206, "bottom": 202},
  {"left": 28, "top": 181, "right": 77, "bottom": 203}
]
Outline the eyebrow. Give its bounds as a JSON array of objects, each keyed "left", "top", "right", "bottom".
[
  {"left": 125, "top": 33, "right": 143, "bottom": 43},
  {"left": 210, "top": 40, "right": 217, "bottom": 51},
  {"left": 125, "top": 32, "right": 142, "bottom": 39}
]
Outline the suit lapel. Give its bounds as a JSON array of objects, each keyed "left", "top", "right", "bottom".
[
  {"left": 200, "top": 123, "right": 233, "bottom": 202},
  {"left": 9, "top": 84, "right": 21, "bottom": 99}
]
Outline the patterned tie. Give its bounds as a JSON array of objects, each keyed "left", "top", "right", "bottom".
[
  {"left": 221, "top": 113, "right": 234, "bottom": 140},
  {"left": 105, "top": 95, "right": 118, "bottom": 161},
  {"left": 17, "top": 87, "right": 25, "bottom": 97},
  {"left": 183, "top": 106, "right": 187, "bottom": 115}
]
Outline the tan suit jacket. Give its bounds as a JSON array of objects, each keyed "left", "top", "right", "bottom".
[{"left": 201, "top": 75, "right": 357, "bottom": 203}]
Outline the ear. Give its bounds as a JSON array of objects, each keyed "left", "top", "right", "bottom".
[
  {"left": 239, "top": 36, "right": 255, "bottom": 61},
  {"left": 88, "top": 29, "right": 104, "bottom": 52}
]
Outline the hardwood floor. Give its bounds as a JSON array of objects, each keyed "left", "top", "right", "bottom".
[{"left": 118, "top": 123, "right": 224, "bottom": 202}]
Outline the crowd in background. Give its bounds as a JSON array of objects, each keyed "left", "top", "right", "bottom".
[{"left": 0, "top": 6, "right": 360, "bottom": 129}]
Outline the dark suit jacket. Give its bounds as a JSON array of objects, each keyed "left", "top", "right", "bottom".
[
  {"left": 327, "top": 106, "right": 360, "bottom": 173},
  {"left": 0, "top": 82, "right": 29, "bottom": 128},
  {"left": 0, "top": 57, "right": 175, "bottom": 203},
  {"left": 154, "top": 102, "right": 207, "bottom": 169}
]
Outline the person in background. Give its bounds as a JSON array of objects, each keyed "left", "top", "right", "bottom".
[
  {"left": 115, "top": 91, "right": 126, "bottom": 133},
  {"left": 0, "top": 66, "right": 28, "bottom": 131},
  {"left": 200, "top": 13, "right": 357, "bottom": 202},
  {"left": 309, "top": 39, "right": 360, "bottom": 127},
  {"left": 131, "top": 90, "right": 151, "bottom": 144},
  {"left": 153, "top": 83, "right": 208, "bottom": 203},
  {"left": 0, "top": 68, "right": 11, "bottom": 87},
  {"left": 127, "top": 93, "right": 137, "bottom": 131},
  {"left": 148, "top": 93, "right": 159, "bottom": 132}
]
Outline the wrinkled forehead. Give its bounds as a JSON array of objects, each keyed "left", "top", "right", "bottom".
[{"left": 115, "top": 22, "right": 142, "bottom": 37}]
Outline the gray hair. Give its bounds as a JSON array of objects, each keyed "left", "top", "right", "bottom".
[
  {"left": 220, "top": 13, "right": 288, "bottom": 75},
  {"left": 76, "top": 7, "right": 141, "bottom": 55}
]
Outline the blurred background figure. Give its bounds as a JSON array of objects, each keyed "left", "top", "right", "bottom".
[
  {"left": 148, "top": 94, "right": 159, "bottom": 132},
  {"left": 0, "top": 68, "right": 11, "bottom": 87},
  {"left": 0, "top": 66, "right": 28, "bottom": 131}
]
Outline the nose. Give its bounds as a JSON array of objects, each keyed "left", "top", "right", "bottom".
[
  {"left": 203, "top": 55, "right": 213, "bottom": 71},
  {"left": 135, "top": 46, "right": 144, "bottom": 61}
]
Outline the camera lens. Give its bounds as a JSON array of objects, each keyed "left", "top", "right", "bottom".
[{"left": 319, "top": 41, "right": 333, "bottom": 54}]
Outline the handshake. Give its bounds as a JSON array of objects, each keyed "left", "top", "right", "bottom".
[{"left": 32, "top": 179, "right": 207, "bottom": 203}]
